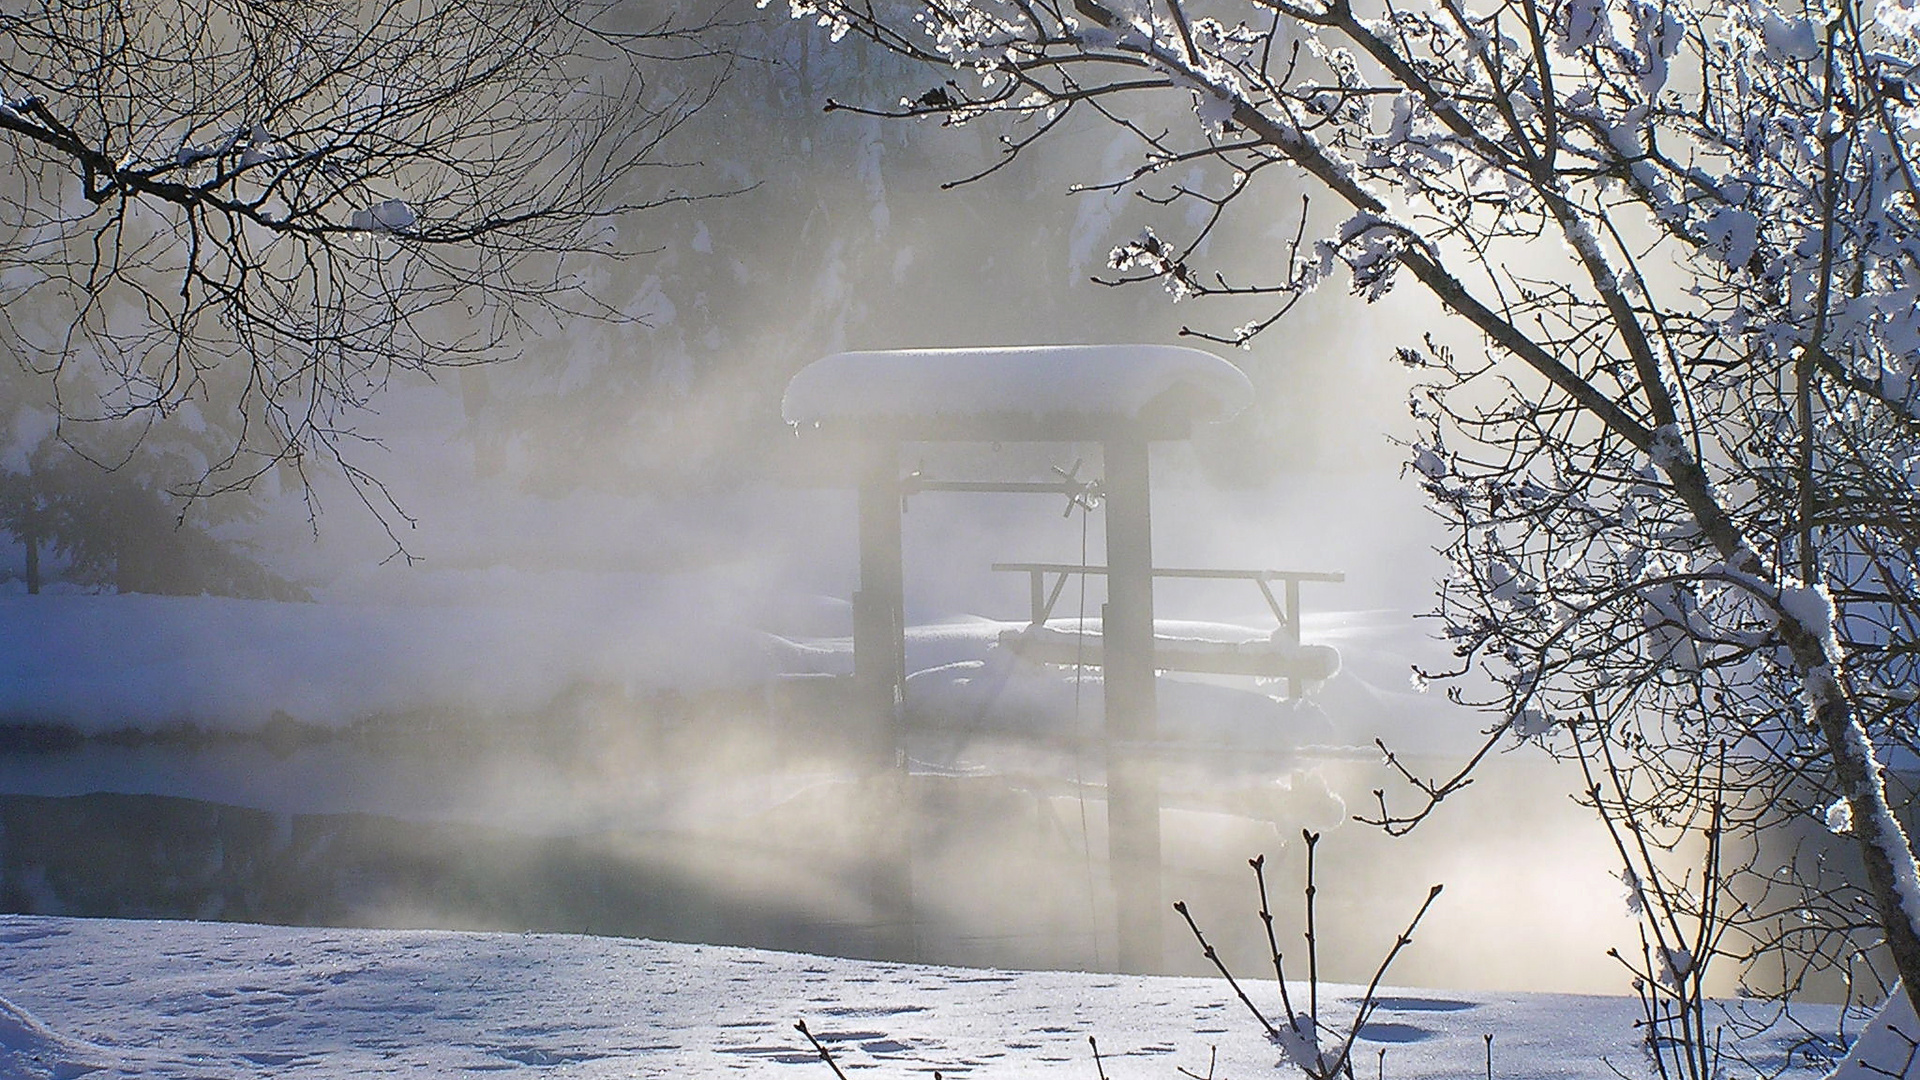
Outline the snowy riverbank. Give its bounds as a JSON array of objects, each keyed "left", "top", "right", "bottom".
[{"left": 0, "top": 914, "right": 1860, "bottom": 1079}]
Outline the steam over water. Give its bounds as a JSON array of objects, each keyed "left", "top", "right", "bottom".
[
  {"left": 0, "top": 717, "right": 1639, "bottom": 994},
  {"left": 0, "top": 460, "right": 1655, "bottom": 997},
  {"left": 0, "top": 5, "right": 1709, "bottom": 1002}
]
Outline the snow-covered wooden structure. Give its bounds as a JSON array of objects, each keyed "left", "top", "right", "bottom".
[
  {"left": 991, "top": 562, "right": 1344, "bottom": 695},
  {"left": 784, "top": 343, "right": 1307, "bottom": 973},
  {"left": 782, "top": 344, "right": 1256, "bottom": 442}
]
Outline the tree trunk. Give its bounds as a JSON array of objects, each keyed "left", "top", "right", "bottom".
[{"left": 1810, "top": 674, "right": 1920, "bottom": 1017}]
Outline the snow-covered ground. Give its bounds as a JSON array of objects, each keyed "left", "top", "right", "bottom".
[
  {"left": 0, "top": 913, "right": 1862, "bottom": 1080},
  {"left": 0, "top": 579, "right": 782, "bottom": 734}
]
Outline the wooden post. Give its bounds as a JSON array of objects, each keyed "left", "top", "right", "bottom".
[
  {"left": 1285, "top": 576, "right": 1301, "bottom": 698},
  {"left": 1102, "top": 436, "right": 1162, "bottom": 973},
  {"left": 854, "top": 442, "right": 913, "bottom": 960}
]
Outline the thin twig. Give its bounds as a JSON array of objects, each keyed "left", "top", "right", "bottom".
[
  {"left": 795, "top": 1020, "right": 849, "bottom": 1080},
  {"left": 1253, "top": 855, "right": 1301, "bottom": 1024},
  {"left": 1174, "top": 900, "right": 1280, "bottom": 1038},
  {"left": 1304, "top": 829, "right": 1321, "bottom": 1037},
  {"left": 1177, "top": 1045, "right": 1219, "bottom": 1080},
  {"left": 1323, "top": 883, "right": 1445, "bottom": 1079}
]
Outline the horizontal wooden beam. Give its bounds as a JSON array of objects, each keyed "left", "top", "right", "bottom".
[
  {"left": 992, "top": 562, "right": 1346, "bottom": 584},
  {"left": 904, "top": 479, "right": 1095, "bottom": 495}
]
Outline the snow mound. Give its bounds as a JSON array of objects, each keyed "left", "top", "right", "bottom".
[
  {"left": 0, "top": 995, "right": 113, "bottom": 1080},
  {"left": 0, "top": 590, "right": 774, "bottom": 735},
  {"left": 905, "top": 656, "right": 1335, "bottom": 749}
]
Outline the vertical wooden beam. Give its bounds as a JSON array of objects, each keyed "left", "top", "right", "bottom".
[
  {"left": 1285, "top": 577, "right": 1302, "bottom": 699},
  {"left": 856, "top": 446, "right": 908, "bottom": 740},
  {"left": 854, "top": 442, "right": 913, "bottom": 960},
  {"left": 1102, "top": 436, "right": 1162, "bottom": 973}
]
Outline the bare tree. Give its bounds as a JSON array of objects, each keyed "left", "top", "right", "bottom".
[
  {"left": 778, "top": 0, "right": 1920, "bottom": 1016},
  {"left": 0, "top": 0, "right": 736, "bottom": 530}
]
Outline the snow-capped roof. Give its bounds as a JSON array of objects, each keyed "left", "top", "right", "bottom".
[{"left": 781, "top": 344, "right": 1254, "bottom": 441}]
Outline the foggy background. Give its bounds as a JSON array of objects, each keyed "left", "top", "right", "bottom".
[{"left": 0, "top": 0, "right": 1659, "bottom": 999}]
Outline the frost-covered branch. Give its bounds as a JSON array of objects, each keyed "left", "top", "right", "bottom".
[{"left": 0, "top": 0, "right": 738, "bottom": 525}]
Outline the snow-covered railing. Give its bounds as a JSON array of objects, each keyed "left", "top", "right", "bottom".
[
  {"left": 995, "top": 562, "right": 1343, "bottom": 637},
  {"left": 991, "top": 562, "right": 1345, "bottom": 694}
]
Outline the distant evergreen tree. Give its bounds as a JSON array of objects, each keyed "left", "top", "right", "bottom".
[{"left": 0, "top": 426, "right": 305, "bottom": 600}]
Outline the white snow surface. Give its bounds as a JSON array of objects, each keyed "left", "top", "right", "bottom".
[
  {"left": 0, "top": 586, "right": 772, "bottom": 733},
  {"left": 0, "top": 581, "right": 1405, "bottom": 746},
  {"left": 781, "top": 345, "right": 1253, "bottom": 426},
  {"left": 0, "top": 914, "right": 1860, "bottom": 1079},
  {"left": 1831, "top": 984, "right": 1920, "bottom": 1078},
  {"left": 1778, "top": 580, "right": 1839, "bottom": 661}
]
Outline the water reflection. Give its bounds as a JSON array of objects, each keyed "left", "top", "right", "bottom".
[{"left": 0, "top": 706, "right": 1660, "bottom": 997}]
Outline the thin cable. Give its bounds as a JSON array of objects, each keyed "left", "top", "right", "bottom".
[{"left": 1070, "top": 502, "right": 1102, "bottom": 970}]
